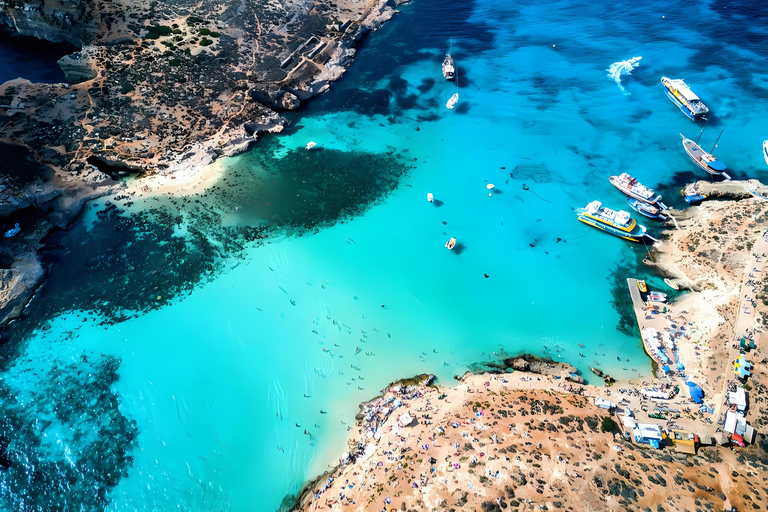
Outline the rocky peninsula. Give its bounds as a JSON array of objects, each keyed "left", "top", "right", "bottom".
[
  {"left": 0, "top": 0, "right": 409, "bottom": 325},
  {"left": 291, "top": 371, "right": 765, "bottom": 512}
]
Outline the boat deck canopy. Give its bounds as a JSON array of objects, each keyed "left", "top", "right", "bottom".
[{"left": 670, "top": 79, "right": 700, "bottom": 102}]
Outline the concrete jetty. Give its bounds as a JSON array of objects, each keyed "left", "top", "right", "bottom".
[{"left": 626, "top": 278, "right": 673, "bottom": 371}]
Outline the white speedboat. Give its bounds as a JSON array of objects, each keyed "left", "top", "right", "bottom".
[
  {"left": 445, "top": 237, "right": 456, "bottom": 250},
  {"left": 763, "top": 140, "right": 768, "bottom": 167},
  {"left": 306, "top": 141, "right": 317, "bottom": 150},
  {"left": 446, "top": 93, "right": 458, "bottom": 110}
]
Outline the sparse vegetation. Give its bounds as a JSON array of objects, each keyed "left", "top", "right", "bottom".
[{"left": 144, "top": 25, "right": 172, "bottom": 39}]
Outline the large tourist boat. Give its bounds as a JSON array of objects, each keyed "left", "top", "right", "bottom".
[
  {"left": 576, "top": 200, "right": 648, "bottom": 242},
  {"left": 442, "top": 54, "right": 455, "bottom": 80},
  {"left": 661, "top": 77, "right": 709, "bottom": 120},
  {"left": 681, "top": 132, "right": 729, "bottom": 179},
  {"left": 609, "top": 173, "right": 664, "bottom": 207}
]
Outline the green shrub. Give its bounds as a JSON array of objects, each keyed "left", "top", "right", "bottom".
[
  {"left": 171, "top": 28, "right": 182, "bottom": 34},
  {"left": 145, "top": 25, "right": 172, "bottom": 39},
  {"left": 199, "top": 28, "right": 211, "bottom": 35},
  {"left": 169, "top": 58, "right": 181, "bottom": 66},
  {"left": 199, "top": 37, "right": 213, "bottom": 46},
  {"left": 210, "top": 31, "right": 220, "bottom": 38},
  {"left": 601, "top": 417, "right": 614, "bottom": 433}
]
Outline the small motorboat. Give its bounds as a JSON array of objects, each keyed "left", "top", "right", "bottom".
[
  {"left": 637, "top": 279, "right": 648, "bottom": 293},
  {"left": 664, "top": 278, "right": 680, "bottom": 291},
  {"left": 684, "top": 194, "right": 706, "bottom": 204},
  {"left": 626, "top": 198, "right": 665, "bottom": 220},
  {"left": 427, "top": 192, "right": 434, "bottom": 202},
  {"left": 306, "top": 141, "right": 317, "bottom": 150},
  {"left": 445, "top": 237, "right": 456, "bottom": 250},
  {"left": 446, "top": 93, "right": 458, "bottom": 110},
  {"left": 763, "top": 140, "right": 768, "bottom": 167},
  {"left": 647, "top": 291, "right": 668, "bottom": 303}
]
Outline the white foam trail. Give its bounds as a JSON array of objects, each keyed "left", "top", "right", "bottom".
[{"left": 607, "top": 56, "right": 642, "bottom": 94}]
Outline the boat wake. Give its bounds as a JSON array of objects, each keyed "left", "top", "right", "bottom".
[{"left": 607, "top": 56, "right": 642, "bottom": 94}]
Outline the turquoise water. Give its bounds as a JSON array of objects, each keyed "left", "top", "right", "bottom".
[{"left": 2, "top": 0, "right": 768, "bottom": 510}]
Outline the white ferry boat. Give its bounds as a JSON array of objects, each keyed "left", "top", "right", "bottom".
[
  {"left": 609, "top": 173, "right": 664, "bottom": 207},
  {"left": 661, "top": 77, "right": 709, "bottom": 120}
]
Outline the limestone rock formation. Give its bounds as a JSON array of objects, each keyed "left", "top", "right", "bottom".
[{"left": 0, "top": 0, "right": 98, "bottom": 46}]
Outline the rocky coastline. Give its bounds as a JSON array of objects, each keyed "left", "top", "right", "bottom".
[
  {"left": 0, "top": 0, "right": 410, "bottom": 326},
  {"left": 289, "top": 367, "right": 766, "bottom": 512}
]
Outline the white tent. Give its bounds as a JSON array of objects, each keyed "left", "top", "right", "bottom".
[
  {"left": 641, "top": 389, "right": 668, "bottom": 400},
  {"left": 594, "top": 397, "right": 616, "bottom": 409},
  {"left": 398, "top": 413, "right": 414, "bottom": 427},
  {"left": 358, "top": 444, "right": 376, "bottom": 462}
]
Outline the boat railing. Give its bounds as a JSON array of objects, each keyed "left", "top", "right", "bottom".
[{"left": 689, "top": 100, "right": 708, "bottom": 114}]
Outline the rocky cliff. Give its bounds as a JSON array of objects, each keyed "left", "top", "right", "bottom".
[
  {"left": 0, "top": 0, "right": 410, "bottom": 326},
  {"left": 0, "top": 0, "right": 98, "bottom": 46}
]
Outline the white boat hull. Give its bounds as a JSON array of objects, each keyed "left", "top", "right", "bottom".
[{"left": 763, "top": 140, "right": 768, "bottom": 167}]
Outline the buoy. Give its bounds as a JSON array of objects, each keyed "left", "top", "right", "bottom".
[{"left": 427, "top": 192, "right": 434, "bottom": 202}]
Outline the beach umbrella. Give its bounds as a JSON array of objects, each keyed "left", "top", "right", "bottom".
[{"left": 685, "top": 381, "right": 704, "bottom": 403}]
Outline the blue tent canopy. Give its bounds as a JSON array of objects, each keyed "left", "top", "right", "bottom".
[
  {"left": 662, "top": 365, "right": 670, "bottom": 372},
  {"left": 686, "top": 381, "right": 704, "bottom": 403}
]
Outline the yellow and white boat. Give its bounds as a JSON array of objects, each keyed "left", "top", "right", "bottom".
[{"left": 576, "top": 200, "right": 648, "bottom": 243}]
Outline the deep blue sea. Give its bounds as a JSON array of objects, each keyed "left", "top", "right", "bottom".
[
  {"left": 1, "top": 0, "right": 768, "bottom": 510},
  {"left": 0, "top": 31, "right": 72, "bottom": 84}
]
